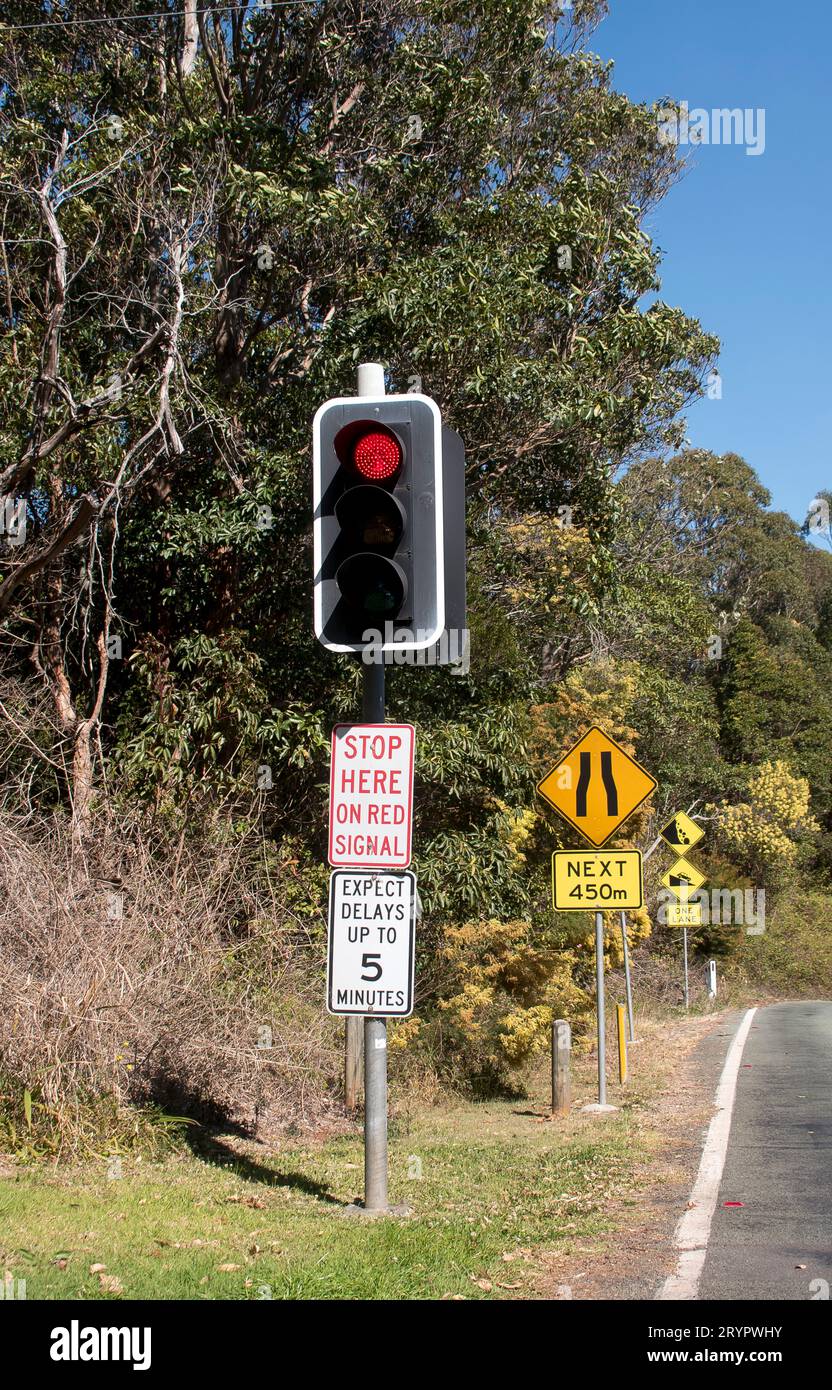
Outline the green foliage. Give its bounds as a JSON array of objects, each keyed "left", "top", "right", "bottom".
[
  {"left": 0, "top": 1075, "right": 192, "bottom": 1164},
  {"left": 717, "top": 619, "right": 832, "bottom": 827},
  {"left": 733, "top": 888, "right": 832, "bottom": 998},
  {"left": 0, "top": 6, "right": 829, "bottom": 1104}
]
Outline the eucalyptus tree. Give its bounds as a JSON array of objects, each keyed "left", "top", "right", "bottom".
[{"left": 0, "top": 1, "right": 715, "bottom": 887}]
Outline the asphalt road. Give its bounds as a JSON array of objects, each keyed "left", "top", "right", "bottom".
[{"left": 699, "top": 1000, "right": 832, "bottom": 1300}]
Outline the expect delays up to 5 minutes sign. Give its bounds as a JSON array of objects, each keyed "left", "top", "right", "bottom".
[{"left": 327, "top": 871, "right": 417, "bottom": 1016}]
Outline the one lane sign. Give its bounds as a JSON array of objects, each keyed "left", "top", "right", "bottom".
[
  {"left": 327, "top": 870, "right": 416, "bottom": 1017},
  {"left": 329, "top": 723, "right": 415, "bottom": 869}
]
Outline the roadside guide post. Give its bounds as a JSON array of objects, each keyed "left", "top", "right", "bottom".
[
  {"left": 345, "top": 1021, "right": 362, "bottom": 1112},
  {"left": 620, "top": 909, "right": 636, "bottom": 1043},
  {"left": 617, "top": 1003, "right": 627, "bottom": 1085},
  {"left": 537, "top": 727, "right": 657, "bottom": 1111}
]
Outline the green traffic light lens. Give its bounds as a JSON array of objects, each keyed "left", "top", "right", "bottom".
[
  {"left": 364, "top": 580, "right": 399, "bottom": 614},
  {"left": 336, "top": 554, "right": 407, "bottom": 616}
]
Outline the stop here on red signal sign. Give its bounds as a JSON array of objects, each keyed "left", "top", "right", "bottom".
[{"left": 328, "top": 723, "right": 415, "bottom": 869}]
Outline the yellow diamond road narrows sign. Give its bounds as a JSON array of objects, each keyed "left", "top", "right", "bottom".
[
  {"left": 659, "top": 811, "right": 704, "bottom": 855},
  {"left": 537, "top": 726, "right": 657, "bottom": 848},
  {"left": 661, "top": 857, "right": 707, "bottom": 897}
]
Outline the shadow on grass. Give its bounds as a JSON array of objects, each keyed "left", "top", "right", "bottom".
[
  {"left": 187, "top": 1131, "right": 346, "bottom": 1205},
  {"left": 138, "top": 1075, "right": 347, "bottom": 1205}
]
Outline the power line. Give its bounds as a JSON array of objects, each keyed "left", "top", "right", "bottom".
[{"left": 0, "top": 1, "right": 317, "bottom": 34}]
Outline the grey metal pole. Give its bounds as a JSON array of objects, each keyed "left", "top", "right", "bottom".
[
  {"left": 595, "top": 910, "right": 606, "bottom": 1106},
  {"left": 364, "top": 1015, "right": 388, "bottom": 1209},
  {"left": 357, "top": 361, "right": 389, "bottom": 1211},
  {"left": 620, "top": 910, "right": 636, "bottom": 1043},
  {"left": 361, "top": 655, "right": 387, "bottom": 1207},
  {"left": 362, "top": 658, "right": 385, "bottom": 722},
  {"left": 683, "top": 928, "right": 690, "bottom": 1011}
]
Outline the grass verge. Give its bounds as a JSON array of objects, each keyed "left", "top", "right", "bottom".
[{"left": 0, "top": 1013, "right": 718, "bottom": 1301}]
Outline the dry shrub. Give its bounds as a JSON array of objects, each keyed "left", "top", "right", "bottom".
[{"left": 0, "top": 805, "right": 339, "bottom": 1154}]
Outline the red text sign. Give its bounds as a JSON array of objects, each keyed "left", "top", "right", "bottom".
[{"left": 328, "top": 723, "right": 415, "bottom": 869}]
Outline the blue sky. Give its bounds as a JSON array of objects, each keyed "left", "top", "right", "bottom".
[{"left": 589, "top": 0, "right": 831, "bottom": 528}]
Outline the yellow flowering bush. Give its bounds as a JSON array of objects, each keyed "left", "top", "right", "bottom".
[
  {"left": 717, "top": 760, "right": 818, "bottom": 882},
  {"left": 502, "top": 517, "right": 600, "bottom": 623},
  {"left": 491, "top": 800, "right": 537, "bottom": 866},
  {"left": 422, "top": 917, "right": 590, "bottom": 1089},
  {"left": 602, "top": 906, "right": 652, "bottom": 968}
]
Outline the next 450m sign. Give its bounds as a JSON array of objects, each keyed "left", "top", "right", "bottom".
[{"left": 551, "top": 850, "right": 643, "bottom": 911}]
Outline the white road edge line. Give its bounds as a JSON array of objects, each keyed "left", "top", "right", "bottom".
[{"left": 657, "top": 1006, "right": 757, "bottom": 1301}]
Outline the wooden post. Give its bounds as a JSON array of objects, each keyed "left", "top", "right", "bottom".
[
  {"left": 345, "top": 1016, "right": 363, "bottom": 1111},
  {"left": 552, "top": 1019, "right": 572, "bottom": 1116}
]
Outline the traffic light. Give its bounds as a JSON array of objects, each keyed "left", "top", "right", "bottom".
[{"left": 313, "top": 393, "right": 446, "bottom": 654}]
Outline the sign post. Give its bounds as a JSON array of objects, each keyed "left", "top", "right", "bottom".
[
  {"left": 659, "top": 812, "right": 708, "bottom": 1010},
  {"left": 362, "top": 657, "right": 387, "bottom": 1212},
  {"left": 594, "top": 910, "right": 607, "bottom": 1104},
  {"left": 326, "top": 369, "right": 420, "bottom": 1215},
  {"left": 331, "top": 688, "right": 414, "bottom": 1206},
  {"left": 537, "top": 727, "right": 657, "bottom": 1109},
  {"left": 328, "top": 867, "right": 416, "bottom": 1212}
]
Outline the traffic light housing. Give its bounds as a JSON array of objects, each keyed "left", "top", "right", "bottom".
[{"left": 313, "top": 393, "right": 446, "bottom": 654}]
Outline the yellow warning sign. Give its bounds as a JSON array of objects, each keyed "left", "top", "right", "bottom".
[
  {"left": 537, "top": 726, "right": 657, "bottom": 848},
  {"left": 551, "top": 850, "right": 643, "bottom": 911},
  {"left": 660, "top": 811, "right": 704, "bottom": 855},
  {"left": 661, "top": 857, "right": 707, "bottom": 897},
  {"left": 666, "top": 901, "right": 703, "bottom": 927}
]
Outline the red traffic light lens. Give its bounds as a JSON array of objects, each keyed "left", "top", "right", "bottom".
[{"left": 352, "top": 429, "right": 402, "bottom": 482}]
